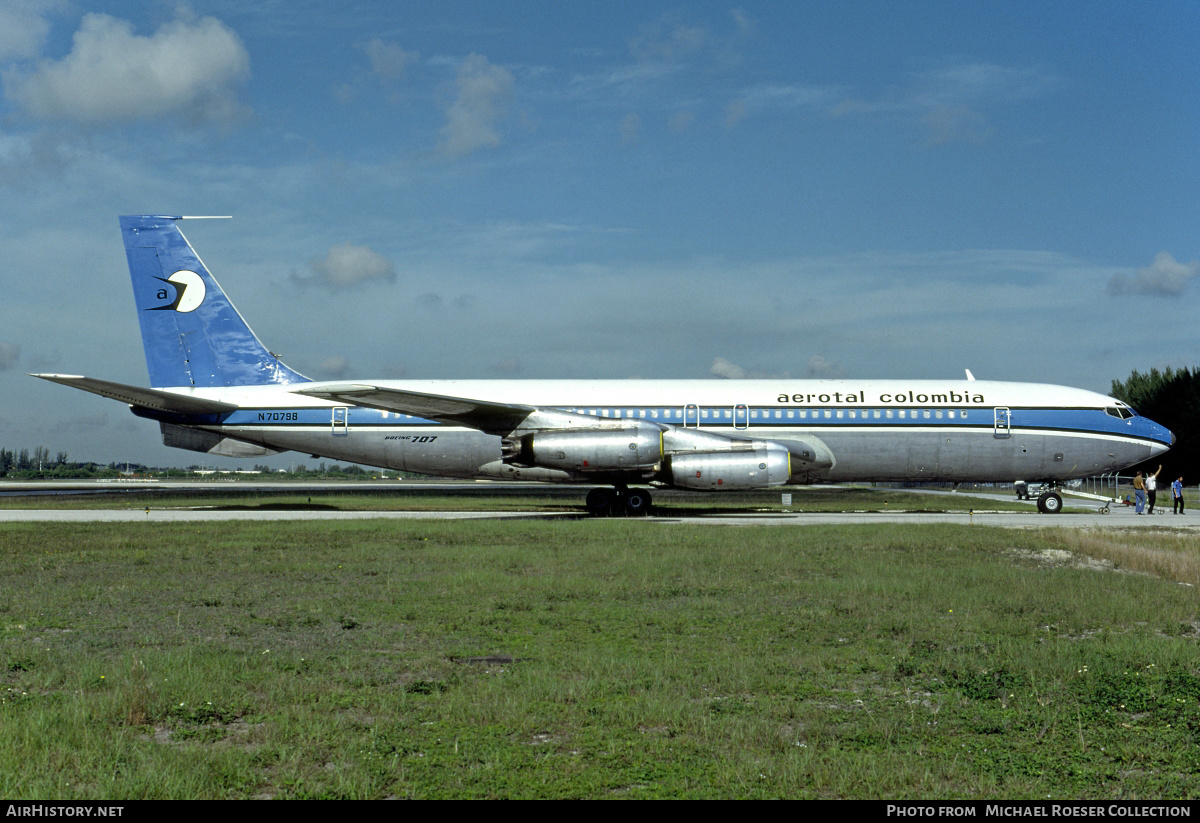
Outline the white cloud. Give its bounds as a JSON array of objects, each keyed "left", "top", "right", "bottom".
[
  {"left": 668, "top": 110, "right": 694, "bottom": 132},
  {"left": 364, "top": 39, "right": 418, "bottom": 84},
  {"left": 919, "top": 63, "right": 1059, "bottom": 107},
  {"left": 805, "top": 355, "right": 845, "bottom": 379},
  {"left": 742, "top": 83, "right": 836, "bottom": 111},
  {"left": 316, "top": 356, "right": 351, "bottom": 379},
  {"left": 1107, "top": 252, "right": 1200, "bottom": 297},
  {"left": 0, "top": 131, "right": 75, "bottom": 183},
  {"left": 302, "top": 243, "right": 397, "bottom": 290},
  {"left": 710, "top": 357, "right": 747, "bottom": 379},
  {"left": 629, "top": 15, "right": 711, "bottom": 63},
  {"left": 438, "top": 53, "right": 513, "bottom": 157},
  {"left": 0, "top": 1, "right": 53, "bottom": 61},
  {"left": 829, "top": 61, "right": 1061, "bottom": 146},
  {"left": 922, "top": 106, "right": 994, "bottom": 147},
  {"left": 709, "top": 357, "right": 791, "bottom": 379},
  {"left": 5, "top": 12, "right": 250, "bottom": 124}
]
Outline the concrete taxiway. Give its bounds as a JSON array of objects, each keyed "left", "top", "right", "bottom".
[
  {"left": 1, "top": 480, "right": 1192, "bottom": 528},
  {"left": 0, "top": 506, "right": 1194, "bottom": 529}
]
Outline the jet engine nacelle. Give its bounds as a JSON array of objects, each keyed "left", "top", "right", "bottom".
[
  {"left": 666, "top": 443, "right": 791, "bottom": 490},
  {"left": 513, "top": 424, "right": 663, "bottom": 471}
]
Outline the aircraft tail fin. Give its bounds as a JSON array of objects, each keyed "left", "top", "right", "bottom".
[{"left": 119, "top": 215, "right": 309, "bottom": 388}]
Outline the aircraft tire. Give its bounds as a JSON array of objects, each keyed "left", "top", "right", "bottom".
[
  {"left": 1037, "top": 492, "right": 1063, "bottom": 514},
  {"left": 586, "top": 488, "right": 615, "bottom": 517},
  {"left": 623, "top": 488, "right": 653, "bottom": 516}
]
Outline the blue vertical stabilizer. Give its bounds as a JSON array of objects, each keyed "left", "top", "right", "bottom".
[{"left": 120, "top": 215, "right": 309, "bottom": 388}]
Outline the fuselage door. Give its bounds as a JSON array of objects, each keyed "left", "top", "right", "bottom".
[
  {"left": 684, "top": 403, "right": 700, "bottom": 428},
  {"left": 734, "top": 404, "right": 749, "bottom": 430},
  {"left": 993, "top": 406, "right": 1011, "bottom": 439},
  {"left": 332, "top": 406, "right": 349, "bottom": 436}
]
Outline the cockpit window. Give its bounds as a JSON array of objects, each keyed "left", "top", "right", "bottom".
[{"left": 1105, "top": 406, "right": 1135, "bottom": 419}]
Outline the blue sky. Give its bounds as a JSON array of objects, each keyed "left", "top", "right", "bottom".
[{"left": 0, "top": 1, "right": 1197, "bottom": 467}]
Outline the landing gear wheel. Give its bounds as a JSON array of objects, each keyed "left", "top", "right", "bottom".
[
  {"left": 586, "top": 488, "right": 615, "bottom": 517},
  {"left": 623, "top": 488, "right": 653, "bottom": 517},
  {"left": 1037, "top": 491, "right": 1063, "bottom": 514}
]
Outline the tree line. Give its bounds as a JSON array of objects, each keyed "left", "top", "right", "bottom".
[
  {"left": 1110, "top": 366, "right": 1199, "bottom": 481},
  {"left": 0, "top": 448, "right": 394, "bottom": 479},
  {"left": 0, "top": 447, "right": 123, "bottom": 478}
]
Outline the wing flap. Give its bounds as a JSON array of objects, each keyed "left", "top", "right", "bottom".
[
  {"left": 294, "top": 383, "right": 534, "bottom": 434},
  {"left": 31, "top": 374, "right": 237, "bottom": 415}
]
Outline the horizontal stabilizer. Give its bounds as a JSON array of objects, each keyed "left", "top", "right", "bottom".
[
  {"left": 294, "top": 383, "right": 534, "bottom": 435},
  {"left": 30, "top": 374, "right": 237, "bottom": 415}
]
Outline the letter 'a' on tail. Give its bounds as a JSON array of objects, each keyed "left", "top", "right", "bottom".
[{"left": 120, "top": 215, "right": 308, "bottom": 388}]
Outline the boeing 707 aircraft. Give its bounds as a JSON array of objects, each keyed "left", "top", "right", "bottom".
[{"left": 34, "top": 215, "right": 1174, "bottom": 515}]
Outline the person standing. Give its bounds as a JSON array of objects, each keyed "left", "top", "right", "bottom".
[
  {"left": 1133, "top": 471, "right": 1146, "bottom": 514},
  {"left": 1173, "top": 476, "right": 1185, "bottom": 514},
  {"left": 1146, "top": 464, "right": 1163, "bottom": 514}
]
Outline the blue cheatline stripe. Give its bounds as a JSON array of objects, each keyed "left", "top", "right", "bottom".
[{"left": 192, "top": 404, "right": 1167, "bottom": 446}]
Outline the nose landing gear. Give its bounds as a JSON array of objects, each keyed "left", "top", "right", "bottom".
[{"left": 1036, "top": 490, "right": 1063, "bottom": 514}]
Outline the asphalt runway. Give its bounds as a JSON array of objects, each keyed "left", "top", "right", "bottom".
[
  {"left": 1, "top": 480, "right": 1194, "bottom": 529},
  {"left": 0, "top": 502, "right": 1194, "bottom": 529}
]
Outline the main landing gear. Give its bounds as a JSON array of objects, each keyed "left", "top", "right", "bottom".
[{"left": 585, "top": 486, "right": 653, "bottom": 517}]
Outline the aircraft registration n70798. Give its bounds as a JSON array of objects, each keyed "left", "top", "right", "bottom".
[{"left": 33, "top": 215, "right": 1173, "bottom": 516}]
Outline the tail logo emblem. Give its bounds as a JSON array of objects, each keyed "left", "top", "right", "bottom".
[{"left": 151, "top": 270, "right": 206, "bottom": 313}]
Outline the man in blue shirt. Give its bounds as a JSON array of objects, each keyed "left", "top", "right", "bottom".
[{"left": 1172, "top": 476, "right": 1185, "bottom": 514}]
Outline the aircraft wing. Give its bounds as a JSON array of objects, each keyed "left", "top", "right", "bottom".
[
  {"left": 30, "top": 374, "right": 238, "bottom": 416},
  {"left": 294, "top": 383, "right": 535, "bottom": 435}
]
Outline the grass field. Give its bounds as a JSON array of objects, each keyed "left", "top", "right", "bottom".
[{"left": 1, "top": 517, "right": 1198, "bottom": 799}]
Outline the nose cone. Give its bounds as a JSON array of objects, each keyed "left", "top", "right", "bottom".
[
  {"left": 1129, "top": 410, "right": 1175, "bottom": 456},
  {"left": 1146, "top": 420, "right": 1175, "bottom": 456}
]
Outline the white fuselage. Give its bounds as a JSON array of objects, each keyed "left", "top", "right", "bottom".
[{"left": 150, "top": 378, "right": 1171, "bottom": 485}]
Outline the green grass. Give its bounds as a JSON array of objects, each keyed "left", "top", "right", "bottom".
[{"left": 1, "top": 520, "right": 1197, "bottom": 798}]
